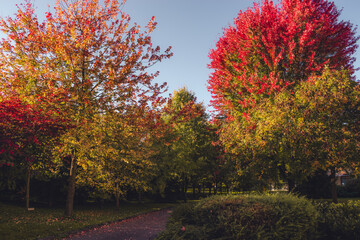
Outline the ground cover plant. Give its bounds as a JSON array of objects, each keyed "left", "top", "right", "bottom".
[
  {"left": 157, "top": 193, "right": 319, "bottom": 240},
  {"left": 158, "top": 194, "right": 360, "bottom": 240},
  {"left": 316, "top": 200, "right": 360, "bottom": 240},
  {"left": 0, "top": 201, "right": 176, "bottom": 240}
]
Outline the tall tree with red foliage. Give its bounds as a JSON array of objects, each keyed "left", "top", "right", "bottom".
[
  {"left": 208, "top": 0, "right": 358, "bottom": 117},
  {"left": 0, "top": 0, "right": 172, "bottom": 216}
]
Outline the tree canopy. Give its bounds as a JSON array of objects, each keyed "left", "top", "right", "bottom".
[
  {"left": 0, "top": 0, "right": 172, "bottom": 216},
  {"left": 209, "top": 0, "right": 360, "bottom": 200},
  {"left": 208, "top": 0, "right": 359, "bottom": 118}
]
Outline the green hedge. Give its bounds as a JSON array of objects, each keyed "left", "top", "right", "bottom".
[
  {"left": 157, "top": 194, "right": 319, "bottom": 240},
  {"left": 316, "top": 200, "right": 360, "bottom": 240},
  {"left": 337, "top": 178, "right": 360, "bottom": 198}
]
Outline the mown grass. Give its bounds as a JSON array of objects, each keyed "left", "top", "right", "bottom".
[
  {"left": 0, "top": 201, "right": 177, "bottom": 240},
  {"left": 314, "top": 197, "right": 360, "bottom": 203}
]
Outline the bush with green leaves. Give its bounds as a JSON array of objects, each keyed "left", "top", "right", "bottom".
[
  {"left": 337, "top": 178, "right": 360, "bottom": 198},
  {"left": 157, "top": 193, "right": 319, "bottom": 240},
  {"left": 316, "top": 200, "right": 360, "bottom": 240}
]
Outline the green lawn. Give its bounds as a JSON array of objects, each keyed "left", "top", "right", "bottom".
[
  {"left": 0, "top": 201, "right": 177, "bottom": 240},
  {"left": 314, "top": 197, "right": 360, "bottom": 203}
]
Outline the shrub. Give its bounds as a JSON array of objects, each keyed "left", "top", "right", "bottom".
[
  {"left": 157, "top": 193, "right": 319, "bottom": 240},
  {"left": 316, "top": 200, "right": 360, "bottom": 240},
  {"left": 337, "top": 178, "right": 360, "bottom": 198}
]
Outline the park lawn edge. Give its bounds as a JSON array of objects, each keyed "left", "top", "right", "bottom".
[
  {"left": 44, "top": 207, "right": 175, "bottom": 240},
  {"left": 0, "top": 202, "right": 177, "bottom": 240}
]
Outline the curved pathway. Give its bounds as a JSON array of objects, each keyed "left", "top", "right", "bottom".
[{"left": 64, "top": 208, "right": 172, "bottom": 240}]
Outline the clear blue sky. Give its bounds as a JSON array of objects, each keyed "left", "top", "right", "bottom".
[{"left": 1, "top": 0, "right": 359, "bottom": 111}]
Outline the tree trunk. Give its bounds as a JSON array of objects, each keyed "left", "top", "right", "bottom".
[
  {"left": 65, "top": 155, "right": 77, "bottom": 217},
  {"left": 330, "top": 168, "right": 338, "bottom": 203},
  {"left": 48, "top": 181, "right": 54, "bottom": 207},
  {"left": 116, "top": 193, "right": 120, "bottom": 209},
  {"left": 183, "top": 177, "right": 188, "bottom": 203},
  {"left": 278, "top": 164, "right": 295, "bottom": 193},
  {"left": 288, "top": 178, "right": 295, "bottom": 193},
  {"left": 138, "top": 190, "right": 143, "bottom": 203},
  {"left": 26, "top": 165, "right": 31, "bottom": 209},
  {"left": 192, "top": 184, "right": 196, "bottom": 199}
]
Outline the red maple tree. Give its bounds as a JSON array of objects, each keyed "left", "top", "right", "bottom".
[
  {"left": 0, "top": 97, "right": 71, "bottom": 166},
  {"left": 208, "top": 0, "right": 359, "bottom": 117}
]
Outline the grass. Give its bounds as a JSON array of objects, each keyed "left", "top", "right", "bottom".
[
  {"left": 314, "top": 197, "right": 360, "bottom": 203},
  {"left": 0, "top": 201, "right": 177, "bottom": 240}
]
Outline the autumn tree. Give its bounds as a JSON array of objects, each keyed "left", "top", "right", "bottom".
[
  {"left": 158, "top": 87, "right": 215, "bottom": 202},
  {"left": 293, "top": 69, "right": 360, "bottom": 202},
  {"left": 0, "top": 0, "right": 172, "bottom": 216},
  {"left": 221, "top": 69, "right": 360, "bottom": 201},
  {"left": 208, "top": 0, "right": 358, "bottom": 117},
  {"left": 208, "top": 0, "right": 359, "bottom": 198},
  {"left": 73, "top": 106, "right": 167, "bottom": 208},
  {"left": 0, "top": 97, "right": 70, "bottom": 208}
]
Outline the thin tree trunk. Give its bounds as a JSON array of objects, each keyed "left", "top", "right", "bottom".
[
  {"left": 115, "top": 183, "right": 120, "bottom": 209},
  {"left": 288, "top": 179, "right": 295, "bottom": 193},
  {"left": 48, "top": 191, "right": 53, "bottom": 208},
  {"left": 330, "top": 168, "right": 338, "bottom": 203},
  {"left": 183, "top": 177, "right": 188, "bottom": 203},
  {"left": 278, "top": 164, "right": 295, "bottom": 193},
  {"left": 138, "top": 190, "right": 143, "bottom": 203},
  {"left": 116, "top": 192, "right": 120, "bottom": 209},
  {"left": 65, "top": 155, "right": 77, "bottom": 217},
  {"left": 26, "top": 165, "right": 31, "bottom": 209}
]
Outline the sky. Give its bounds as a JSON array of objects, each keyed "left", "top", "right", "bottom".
[{"left": 1, "top": 0, "right": 359, "bottom": 112}]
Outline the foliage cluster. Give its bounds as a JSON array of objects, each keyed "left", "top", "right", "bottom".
[
  {"left": 157, "top": 194, "right": 319, "bottom": 240},
  {"left": 208, "top": 0, "right": 358, "bottom": 116}
]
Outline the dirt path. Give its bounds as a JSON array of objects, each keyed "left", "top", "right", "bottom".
[{"left": 64, "top": 208, "right": 172, "bottom": 240}]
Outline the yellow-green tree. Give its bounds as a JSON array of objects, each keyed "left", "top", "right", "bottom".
[
  {"left": 0, "top": 0, "right": 172, "bottom": 216},
  {"left": 160, "top": 87, "right": 216, "bottom": 201},
  {"left": 71, "top": 108, "right": 165, "bottom": 208},
  {"left": 221, "top": 69, "right": 360, "bottom": 201}
]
